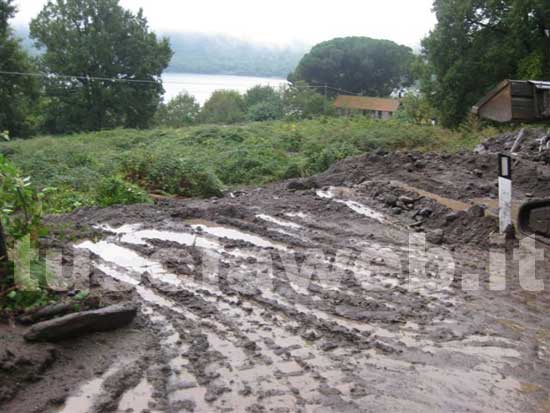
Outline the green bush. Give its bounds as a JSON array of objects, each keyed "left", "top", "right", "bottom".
[
  {"left": 155, "top": 92, "right": 200, "bottom": 128},
  {"left": 0, "top": 116, "right": 510, "bottom": 217},
  {"left": 200, "top": 90, "right": 246, "bottom": 124},
  {"left": 95, "top": 176, "right": 151, "bottom": 207},
  {"left": 122, "top": 151, "right": 223, "bottom": 197}
]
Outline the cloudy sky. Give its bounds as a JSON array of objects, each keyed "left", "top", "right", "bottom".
[{"left": 12, "top": 0, "right": 437, "bottom": 48}]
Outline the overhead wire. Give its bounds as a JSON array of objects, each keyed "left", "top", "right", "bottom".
[{"left": 0, "top": 69, "right": 366, "bottom": 96}]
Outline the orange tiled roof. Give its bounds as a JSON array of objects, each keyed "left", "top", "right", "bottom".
[{"left": 334, "top": 95, "right": 401, "bottom": 112}]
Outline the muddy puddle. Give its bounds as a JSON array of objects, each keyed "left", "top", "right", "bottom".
[
  {"left": 68, "top": 204, "right": 542, "bottom": 413},
  {"left": 186, "top": 219, "right": 287, "bottom": 250},
  {"left": 317, "top": 187, "right": 387, "bottom": 223}
]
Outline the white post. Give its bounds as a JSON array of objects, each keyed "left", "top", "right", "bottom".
[{"left": 498, "top": 154, "right": 512, "bottom": 234}]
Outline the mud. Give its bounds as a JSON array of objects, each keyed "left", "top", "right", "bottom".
[{"left": 2, "top": 129, "right": 550, "bottom": 412}]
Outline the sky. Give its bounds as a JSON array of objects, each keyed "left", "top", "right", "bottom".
[{"left": 12, "top": 0, "right": 437, "bottom": 48}]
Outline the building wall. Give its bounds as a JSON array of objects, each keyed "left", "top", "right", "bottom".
[{"left": 479, "top": 84, "right": 513, "bottom": 122}]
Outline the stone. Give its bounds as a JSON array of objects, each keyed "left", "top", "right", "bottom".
[
  {"left": 417, "top": 207, "right": 433, "bottom": 218},
  {"left": 427, "top": 229, "right": 444, "bottom": 245},
  {"left": 473, "top": 144, "right": 488, "bottom": 154},
  {"left": 286, "top": 178, "right": 318, "bottom": 191},
  {"left": 473, "top": 169, "right": 483, "bottom": 178},
  {"left": 468, "top": 205, "right": 485, "bottom": 218},
  {"left": 384, "top": 194, "right": 398, "bottom": 207},
  {"left": 398, "top": 195, "right": 415, "bottom": 204},
  {"left": 392, "top": 207, "right": 403, "bottom": 215},
  {"left": 445, "top": 212, "right": 461, "bottom": 223},
  {"left": 24, "top": 303, "right": 137, "bottom": 342}
]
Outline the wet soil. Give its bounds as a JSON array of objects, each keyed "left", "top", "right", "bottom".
[{"left": 2, "top": 129, "right": 550, "bottom": 412}]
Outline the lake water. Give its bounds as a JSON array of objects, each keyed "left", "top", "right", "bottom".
[{"left": 162, "top": 73, "right": 288, "bottom": 105}]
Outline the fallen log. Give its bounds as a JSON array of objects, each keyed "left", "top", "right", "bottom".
[{"left": 24, "top": 303, "right": 137, "bottom": 342}]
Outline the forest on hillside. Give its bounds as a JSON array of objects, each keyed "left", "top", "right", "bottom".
[{"left": 15, "top": 26, "right": 306, "bottom": 78}]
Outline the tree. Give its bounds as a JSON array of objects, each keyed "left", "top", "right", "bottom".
[
  {"left": 396, "top": 93, "right": 436, "bottom": 125},
  {"left": 289, "top": 37, "right": 415, "bottom": 97},
  {"left": 244, "top": 85, "right": 283, "bottom": 121},
  {"left": 0, "top": 0, "right": 40, "bottom": 138},
  {"left": 422, "top": 0, "right": 550, "bottom": 127},
  {"left": 283, "top": 82, "right": 328, "bottom": 119},
  {"left": 155, "top": 92, "right": 200, "bottom": 127},
  {"left": 200, "top": 90, "right": 246, "bottom": 124},
  {"left": 30, "top": 0, "right": 173, "bottom": 133}
]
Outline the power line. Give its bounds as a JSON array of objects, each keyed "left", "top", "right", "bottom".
[{"left": 0, "top": 69, "right": 366, "bottom": 96}]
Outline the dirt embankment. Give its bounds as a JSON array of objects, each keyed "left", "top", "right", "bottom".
[{"left": 1, "top": 128, "right": 550, "bottom": 412}]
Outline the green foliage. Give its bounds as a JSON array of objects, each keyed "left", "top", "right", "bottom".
[
  {"left": 0, "top": 155, "right": 42, "bottom": 242},
  {"left": 155, "top": 92, "right": 200, "bottom": 128},
  {"left": 0, "top": 0, "right": 40, "bottom": 138},
  {"left": 0, "top": 118, "right": 501, "bottom": 218},
  {"left": 395, "top": 93, "right": 436, "bottom": 125},
  {"left": 95, "top": 176, "right": 151, "bottom": 207},
  {"left": 422, "top": 0, "right": 550, "bottom": 127},
  {"left": 200, "top": 90, "right": 246, "bottom": 124},
  {"left": 122, "top": 150, "right": 224, "bottom": 197},
  {"left": 0, "top": 155, "right": 55, "bottom": 309},
  {"left": 283, "top": 82, "right": 328, "bottom": 119},
  {"left": 42, "top": 186, "right": 95, "bottom": 214},
  {"left": 289, "top": 37, "right": 415, "bottom": 96},
  {"left": 30, "top": 0, "right": 173, "bottom": 134},
  {"left": 244, "top": 86, "right": 284, "bottom": 121}
]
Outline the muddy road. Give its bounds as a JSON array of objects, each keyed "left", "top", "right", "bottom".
[{"left": 2, "top": 129, "right": 550, "bottom": 412}]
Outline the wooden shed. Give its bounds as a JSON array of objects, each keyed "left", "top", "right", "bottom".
[
  {"left": 334, "top": 95, "right": 401, "bottom": 120},
  {"left": 472, "top": 80, "right": 550, "bottom": 123}
]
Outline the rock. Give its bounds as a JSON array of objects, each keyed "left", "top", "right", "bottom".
[
  {"left": 24, "top": 303, "right": 137, "bottom": 342},
  {"left": 286, "top": 178, "right": 318, "bottom": 191},
  {"left": 417, "top": 207, "right": 433, "bottom": 218},
  {"left": 427, "top": 229, "right": 444, "bottom": 245},
  {"left": 391, "top": 207, "right": 403, "bottom": 215},
  {"left": 445, "top": 212, "right": 461, "bottom": 223},
  {"left": 414, "top": 160, "right": 427, "bottom": 169},
  {"left": 384, "top": 194, "right": 398, "bottom": 207},
  {"left": 398, "top": 195, "right": 415, "bottom": 204},
  {"left": 321, "top": 341, "right": 338, "bottom": 352},
  {"left": 301, "top": 329, "right": 320, "bottom": 342},
  {"left": 404, "top": 163, "right": 414, "bottom": 173},
  {"left": 474, "top": 144, "right": 488, "bottom": 154},
  {"left": 468, "top": 205, "right": 485, "bottom": 218},
  {"left": 473, "top": 169, "right": 483, "bottom": 178}
]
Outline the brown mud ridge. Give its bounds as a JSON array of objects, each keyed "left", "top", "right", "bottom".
[{"left": 2, "top": 129, "right": 550, "bottom": 412}]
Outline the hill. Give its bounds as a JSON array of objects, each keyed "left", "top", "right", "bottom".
[{"left": 14, "top": 26, "right": 306, "bottom": 78}]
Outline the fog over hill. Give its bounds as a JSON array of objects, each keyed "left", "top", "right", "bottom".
[{"left": 14, "top": 26, "right": 307, "bottom": 78}]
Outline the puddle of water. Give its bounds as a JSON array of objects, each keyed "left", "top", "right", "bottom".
[
  {"left": 256, "top": 214, "right": 302, "bottom": 230},
  {"left": 101, "top": 224, "right": 221, "bottom": 251},
  {"left": 316, "top": 187, "right": 386, "bottom": 223},
  {"left": 391, "top": 181, "right": 472, "bottom": 212},
  {"left": 78, "top": 241, "right": 180, "bottom": 286},
  {"left": 336, "top": 199, "right": 386, "bottom": 223},
  {"left": 117, "top": 377, "right": 154, "bottom": 412},
  {"left": 57, "top": 364, "right": 123, "bottom": 413},
  {"left": 285, "top": 212, "right": 308, "bottom": 219},
  {"left": 186, "top": 219, "right": 287, "bottom": 250},
  {"left": 471, "top": 197, "right": 523, "bottom": 222}
]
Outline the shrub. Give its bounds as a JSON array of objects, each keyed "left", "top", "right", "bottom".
[
  {"left": 121, "top": 151, "right": 223, "bottom": 197},
  {"left": 95, "top": 176, "right": 151, "bottom": 207},
  {"left": 200, "top": 90, "right": 246, "bottom": 124},
  {"left": 0, "top": 155, "right": 55, "bottom": 310},
  {"left": 155, "top": 92, "right": 200, "bottom": 127}
]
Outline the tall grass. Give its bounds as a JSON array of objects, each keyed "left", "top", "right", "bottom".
[{"left": 0, "top": 117, "right": 502, "bottom": 213}]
